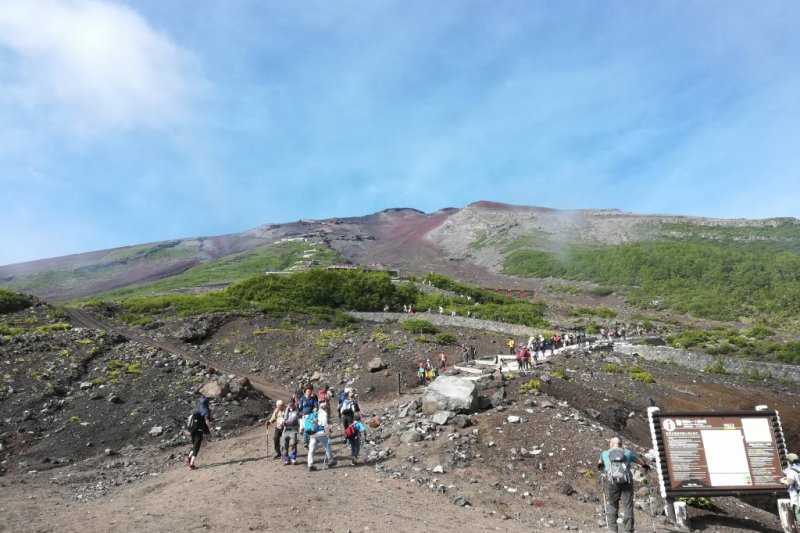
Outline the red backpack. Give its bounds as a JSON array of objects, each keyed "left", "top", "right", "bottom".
[{"left": 345, "top": 423, "right": 358, "bottom": 439}]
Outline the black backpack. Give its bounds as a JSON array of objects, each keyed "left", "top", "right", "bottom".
[
  {"left": 187, "top": 412, "right": 203, "bottom": 432},
  {"left": 607, "top": 448, "right": 632, "bottom": 485}
]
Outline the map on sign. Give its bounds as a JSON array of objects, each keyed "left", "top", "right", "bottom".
[{"left": 648, "top": 410, "right": 787, "bottom": 497}]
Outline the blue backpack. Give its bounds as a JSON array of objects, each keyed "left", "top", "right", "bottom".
[{"left": 304, "top": 413, "right": 320, "bottom": 434}]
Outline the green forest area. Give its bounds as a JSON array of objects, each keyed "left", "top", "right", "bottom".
[
  {"left": 104, "top": 270, "right": 546, "bottom": 329},
  {"left": 504, "top": 233, "right": 800, "bottom": 363}
]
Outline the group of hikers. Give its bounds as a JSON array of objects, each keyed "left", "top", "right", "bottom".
[
  {"left": 507, "top": 331, "right": 586, "bottom": 356},
  {"left": 264, "top": 382, "right": 368, "bottom": 471},
  {"left": 185, "top": 381, "right": 368, "bottom": 473}
]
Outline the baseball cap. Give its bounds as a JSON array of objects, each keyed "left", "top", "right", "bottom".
[{"left": 787, "top": 453, "right": 799, "bottom": 462}]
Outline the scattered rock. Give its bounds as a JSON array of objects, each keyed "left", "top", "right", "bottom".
[
  {"left": 400, "top": 430, "right": 423, "bottom": 444},
  {"left": 432, "top": 410, "right": 453, "bottom": 426},
  {"left": 367, "top": 357, "right": 386, "bottom": 372}
]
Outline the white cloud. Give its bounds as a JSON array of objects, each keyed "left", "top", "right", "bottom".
[{"left": 0, "top": 0, "right": 199, "bottom": 132}]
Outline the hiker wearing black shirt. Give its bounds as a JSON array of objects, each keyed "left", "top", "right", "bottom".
[{"left": 186, "top": 397, "right": 213, "bottom": 471}]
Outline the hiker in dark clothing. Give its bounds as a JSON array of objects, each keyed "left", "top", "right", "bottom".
[{"left": 186, "top": 397, "right": 213, "bottom": 470}]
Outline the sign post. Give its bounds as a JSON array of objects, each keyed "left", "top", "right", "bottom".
[{"left": 647, "top": 406, "right": 789, "bottom": 528}]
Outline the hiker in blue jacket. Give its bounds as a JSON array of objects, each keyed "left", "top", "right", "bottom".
[
  {"left": 186, "top": 397, "right": 213, "bottom": 471},
  {"left": 299, "top": 386, "right": 319, "bottom": 446}
]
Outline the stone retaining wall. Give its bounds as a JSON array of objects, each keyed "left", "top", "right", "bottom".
[
  {"left": 615, "top": 342, "right": 800, "bottom": 382},
  {"left": 348, "top": 311, "right": 543, "bottom": 338}
]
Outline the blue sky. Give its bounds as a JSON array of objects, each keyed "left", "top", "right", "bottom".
[{"left": 1, "top": 1, "right": 799, "bottom": 265}]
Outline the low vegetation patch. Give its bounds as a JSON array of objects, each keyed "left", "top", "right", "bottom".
[
  {"left": 433, "top": 332, "right": 457, "bottom": 345},
  {"left": 0, "top": 289, "right": 34, "bottom": 314},
  {"left": 518, "top": 379, "right": 541, "bottom": 394},
  {"left": 569, "top": 306, "right": 617, "bottom": 319},
  {"left": 401, "top": 319, "right": 438, "bottom": 334}
]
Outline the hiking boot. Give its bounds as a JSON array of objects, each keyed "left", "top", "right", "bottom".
[
  {"left": 308, "top": 464, "right": 316, "bottom": 471},
  {"left": 291, "top": 459, "right": 297, "bottom": 465},
  {"left": 351, "top": 458, "right": 357, "bottom": 466},
  {"left": 272, "top": 453, "right": 281, "bottom": 459},
  {"left": 328, "top": 460, "right": 337, "bottom": 468},
  {"left": 188, "top": 464, "right": 197, "bottom": 470}
]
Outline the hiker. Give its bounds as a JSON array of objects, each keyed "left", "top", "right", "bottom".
[
  {"left": 461, "top": 346, "right": 469, "bottom": 364},
  {"left": 186, "top": 397, "right": 213, "bottom": 471},
  {"left": 439, "top": 352, "right": 447, "bottom": 370},
  {"left": 417, "top": 363, "right": 426, "bottom": 385},
  {"left": 507, "top": 338, "right": 515, "bottom": 354},
  {"left": 293, "top": 380, "right": 305, "bottom": 406},
  {"left": 280, "top": 399, "right": 301, "bottom": 465},
  {"left": 318, "top": 385, "right": 330, "bottom": 417},
  {"left": 515, "top": 348, "right": 524, "bottom": 370},
  {"left": 469, "top": 344, "right": 476, "bottom": 360},
  {"left": 597, "top": 436, "right": 650, "bottom": 533},
  {"left": 339, "top": 387, "right": 360, "bottom": 441},
  {"left": 522, "top": 347, "right": 531, "bottom": 370},
  {"left": 299, "top": 386, "right": 319, "bottom": 446},
  {"left": 781, "top": 452, "right": 800, "bottom": 525},
  {"left": 344, "top": 413, "right": 369, "bottom": 465},
  {"left": 265, "top": 399, "right": 285, "bottom": 459},
  {"left": 306, "top": 404, "right": 335, "bottom": 471}
]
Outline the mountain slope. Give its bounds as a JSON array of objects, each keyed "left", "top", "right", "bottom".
[{"left": 1, "top": 202, "right": 799, "bottom": 305}]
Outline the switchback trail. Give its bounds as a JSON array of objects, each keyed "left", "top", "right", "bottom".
[{"left": 61, "top": 307, "right": 291, "bottom": 401}]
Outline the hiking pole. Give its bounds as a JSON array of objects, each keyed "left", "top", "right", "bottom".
[
  {"left": 599, "top": 472, "right": 609, "bottom": 529},
  {"left": 646, "top": 468, "right": 657, "bottom": 533}
]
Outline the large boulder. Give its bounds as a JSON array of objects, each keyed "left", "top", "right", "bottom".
[
  {"left": 199, "top": 380, "right": 229, "bottom": 399},
  {"left": 422, "top": 376, "right": 479, "bottom": 414},
  {"left": 367, "top": 357, "right": 386, "bottom": 372}
]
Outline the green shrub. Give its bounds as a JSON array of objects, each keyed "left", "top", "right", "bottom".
[
  {"left": 413, "top": 335, "right": 430, "bottom": 343},
  {"left": 704, "top": 358, "right": 729, "bottom": 375},
  {"left": 552, "top": 368, "right": 569, "bottom": 380},
  {"left": 585, "top": 322, "right": 601, "bottom": 334},
  {"left": 371, "top": 332, "right": 390, "bottom": 343},
  {"left": 518, "top": 379, "right": 541, "bottom": 394},
  {"left": 679, "top": 496, "right": 712, "bottom": 509},
  {"left": 570, "top": 306, "right": 617, "bottom": 319},
  {"left": 402, "top": 319, "right": 438, "bottom": 334},
  {"left": 434, "top": 332, "right": 458, "bottom": 345},
  {"left": 0, "top": 289, "right": 34, "bottom": 314},
  {"left": 603, "top": 363, "right": 624, "bottom": 373},
  {"left": 32, "top": 323, "right": 71, "bottom": 334},
  {"left": 631, "top": 372, "right": 655, "bottom": 383},
  {"left": 0, "top": 324, "right": 24, "bottom": 336}
]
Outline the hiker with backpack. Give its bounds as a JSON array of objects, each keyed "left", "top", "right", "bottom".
[
  {"left": 597, "top": 436, "right": 650, "bottom": 533},
  {"left": 185, "top": 397, "right": 213, "bottom": 471},
  {"left": 339, "top": 387, "right": 360, "bottom": 442},
  {"left": 344, "top": 413, "right": 369, "bottom": 465},
  {"left": 780, "top": 452, "right": 800, "bottom": 526},
  {"left": 265, "top": 399, "right": 285, "bottom": 459},
  {"left": 299, "top": 386, "right": 319, "bottom": 447},
  {"left": 306, "top": 404, "right": 336, "bottom": 471},
  {"left": 280, "top": 399, "right": 301, "bottom": 465}
]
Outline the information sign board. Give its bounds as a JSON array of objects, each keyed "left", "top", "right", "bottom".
[{"left": 648, "top": 409, "right": 788, "bottom": 497}]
